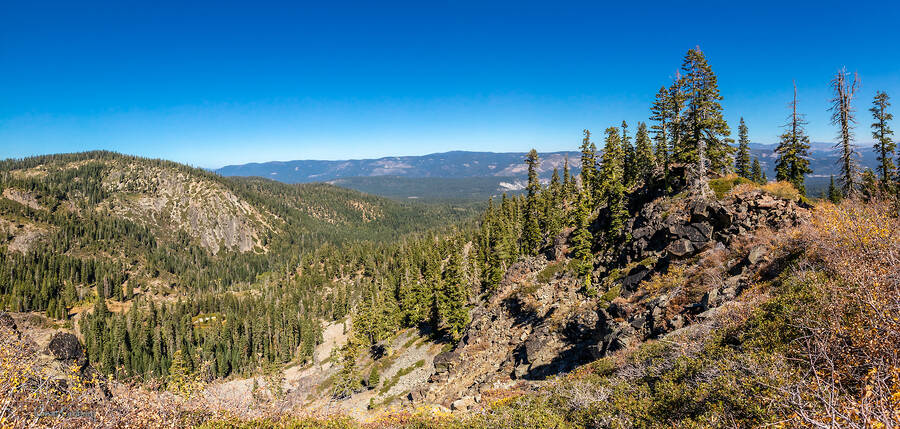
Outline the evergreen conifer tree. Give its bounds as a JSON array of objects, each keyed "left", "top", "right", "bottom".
[
  {"left": 545, "top": 168, "right": 563, "bottom": 236},
  {"left": 168, "top": 349, "right": 191, "bottom": 396},
  {"left": 650, "top": 86, "right": 673, "bottom": 189},
  {"left": 774, "top": 83, "right": 812, "bottom": 195},
  {"left": 870, "top": 91, "right": 895, "bottom": 185},
  {"left": 621, "top": 121, "right": 636, "bottom": 186},
  {"left": 634, "top": 122, "right": 655, "bottom": 184},
  {"left": 438, "top": 246, "right": 469, "bottom": 342},
  {"left": 367, "top": 367, "right": 380, "bottom": 389},
  {"left": 861, "top": 168, "right": 878, "bottom": 200},
  {"left": 579, "top": 130, "right": 598, "bottom": 202},
  {"left": 828, "top": 175, "right": 841, "bottom": 203},
  {"left": 562, "top": 156, "right": 574, "bottom": 199},
  {"left": 751, "top": 158, "right": 764, "bottom": 184},
  {"left": 522, "top": 149, "right": 542, "bottom": 253},
  {"left": 675, "top": 47, "right": 733, "bottom": 177},
  {"left": 570, "top": 191, "right": 593, "bottom": 287},
  {"left": 735, "top": 117, "right": 752, "bottom": 179},
  {"left": 600, "top": 127, "right": 627, "bottom": 240}
]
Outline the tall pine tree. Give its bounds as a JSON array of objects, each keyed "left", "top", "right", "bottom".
[
  {"left": 579, "top": 130, "right": 599, "bottom": 203},
  {"left": 751, "top": 158, "right": 764, "bottom": 184},
  {"left": 870, "top": 91, "right": 895, "bottom": 185},
  {"left": 634, "top": 122, "right": 655, "bottom": 184},
  {"left": 735, "top": 117, "right": 752, "bottom": 179},
  {"left": 544, "top": 168, "right": 563, "bottom": 237},
  {"left": 438, "top": 245, "right": 469, "bottom": 342},
  {"left": 827, "top": 175, "right": 841, "bottom": 203},
  {"left": 562, "top": 156, "right": 575, "bottom": 203},
  {"left": 522, "top": 149, "right": 542, "bottom": 253},
  {"left": 675, "top": 47, "right": 733, "bottom": 176},
  {"left": 774, "top": 83, "right": 812, "bottom": 195},
  {"left": 599, "top": 127, "right": 627, "bottom": 241},
  {"left": 650, "top": 86, "right": 673, "bottom": 189},
  {"left": 621, "top": 121, "right": 636, "bottom": 186},
  {"left": 571, "top": 191, "right": 593, "bottom": 288}
]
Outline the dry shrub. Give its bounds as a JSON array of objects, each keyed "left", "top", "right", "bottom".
[
  {"left": 761, "top": 181, "right": 802, "bottom": 201},
  {"left": 783, "top": 199, "right": 900, "bottom": 427},
  {"left": 0, "top": 326, "right": 212, "bottom": 428},
  {"left": 731, "top": 182, "right": 761, "bottom": 197},
  {"left": 639, "top": 265, "right": 686, "bottom": 298},
  {"left": 479, "top": 388, "right": 527, "bottom": 409}
]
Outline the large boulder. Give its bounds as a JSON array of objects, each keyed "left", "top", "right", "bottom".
[
  {"left": 688, "top": 199, "right": 711, "bottom": 223},
  {"left": 523, "top": 330, "right": 550, "bottom": 364},
  {"left": 622, "top": 265, "right": 652, "bottom": 291},
  {"left": 0, "top": 312, "right": 17, "bottom": 332},
  {"left": 546, "top": 228, "right": 572, "bottom": 261},
  {"left": 451, "top": 396, "right": 476, "bottom": 411},
  {"left": 47, "top": 332, "right": 85, "bottom": 364},
  {"left": 671, "top": 222, "right": 712, "bottom": 243},
  {"left": 747, "top": 244, "right": 770, "bottom": 265},
  {"left": 433, "top": 350, "right": 459, "bottom": 374},
  {"left": 666, "top": 239, "right": 696, "bottom": 258}
]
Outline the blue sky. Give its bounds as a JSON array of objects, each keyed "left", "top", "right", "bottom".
[{"left": 2, "top": 1, "right": 899, "bottom": 168}]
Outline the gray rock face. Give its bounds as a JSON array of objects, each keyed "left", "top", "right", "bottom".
[
  {"left": 523, "top": 330, "right": 550, "bottom": 364},
  {"left": 628, "top": 189, "right": 805, "bottom": 263}
]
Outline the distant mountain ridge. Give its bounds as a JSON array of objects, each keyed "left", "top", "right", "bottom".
[
  {"left": 216, "top": 150, "right": 582, "bottom": 183},
  {"left": 219, "top": 145, "right": 878, "bottom": 182},
  {"left": 217, "top": 145, "right": 880, "bottom": 199}
]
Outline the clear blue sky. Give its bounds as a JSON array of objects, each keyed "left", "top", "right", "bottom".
[{"left": 2, "top": 1, "right": 899, "bottom": 168}]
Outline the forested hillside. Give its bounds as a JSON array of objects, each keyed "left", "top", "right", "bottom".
[{"left": 0, "top": 151, "right": 478, "bottom": 380}]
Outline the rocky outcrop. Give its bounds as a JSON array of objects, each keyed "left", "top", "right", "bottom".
[
  {"left": 102, "top": 162, "right": 270, "bottom": 254},
  {"left": 627, "top": 189, "right": 805, "bottom": 264},
  {"left": 414, "top": 188, "right": 808, "bottom": 409},
  {"left": 2, "top": 188, "right": 43, "bottom": 211}
]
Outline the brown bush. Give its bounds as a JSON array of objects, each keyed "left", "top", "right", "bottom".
[
  {"left": 0, "top": 326, "right": 204, "bottom": 428},
  {"left": 782, "top": 199, "right": 900, "bottom": 427}
]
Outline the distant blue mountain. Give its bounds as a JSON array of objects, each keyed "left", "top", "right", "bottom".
[
  {"left": 216, "top": 151, "right": 581, "bottom": 183},
  {"left": 217, "top": 146, "right": 880, "bottom": 199},
  {"left": 749, "top": 142, "right": 877, "bottom": 179}
]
